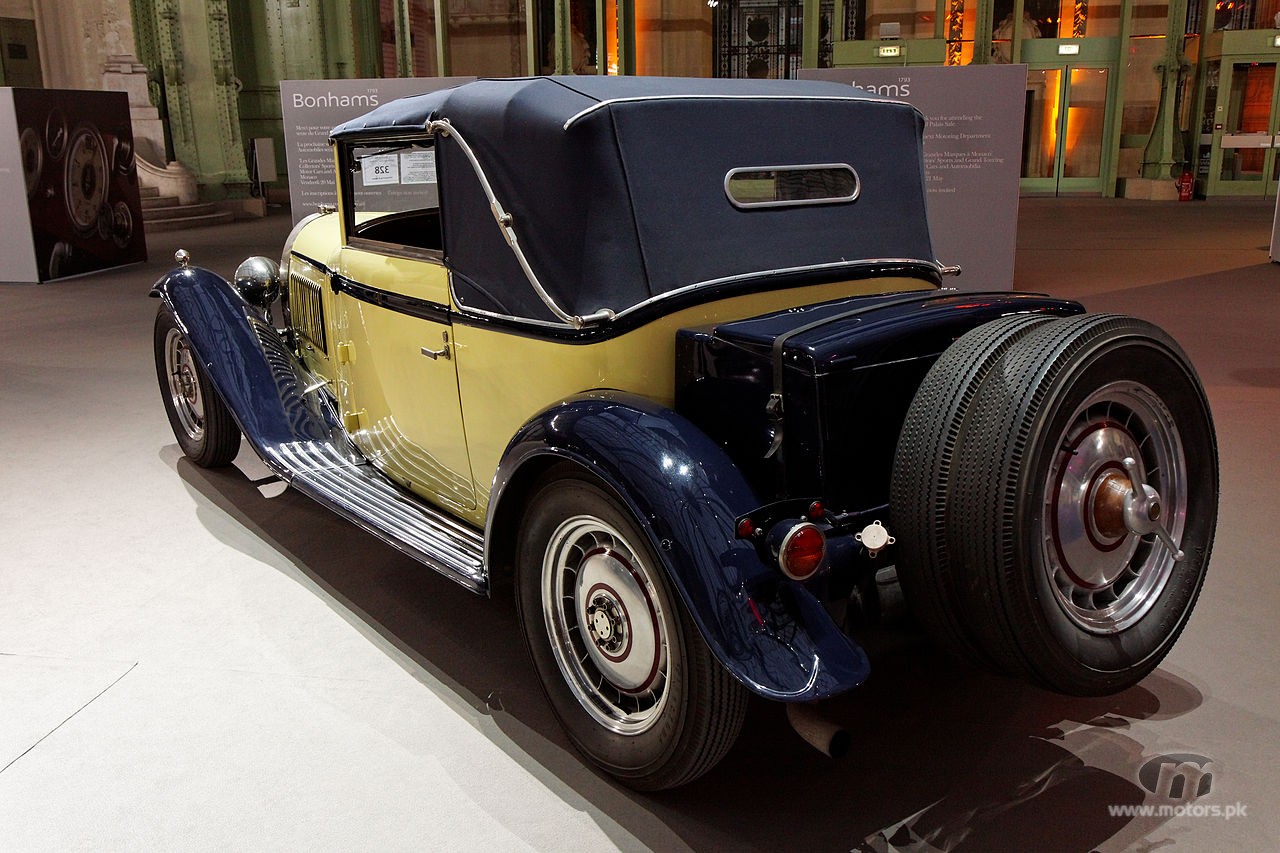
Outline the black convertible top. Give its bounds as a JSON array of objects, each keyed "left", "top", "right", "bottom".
[{"left": 332, "top": 77, "right": 936, "bottom": 324}]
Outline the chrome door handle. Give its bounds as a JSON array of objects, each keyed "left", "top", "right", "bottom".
[{"left": 420, "top": 331, "right": 450, "bottom": 360}]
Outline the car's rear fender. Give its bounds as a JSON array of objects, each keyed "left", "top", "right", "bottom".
[
  {"left": 487, "top": 391, "right": 870, "bottom": 702},
  {"left": 149, "top": 265, "right": 340, "bottom": 459}
]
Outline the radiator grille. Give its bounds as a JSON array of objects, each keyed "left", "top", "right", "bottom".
[{"left": 289, "top": 271, "right": 326, "bottom": 353}]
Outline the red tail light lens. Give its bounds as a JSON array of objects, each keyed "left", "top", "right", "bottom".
[{"left": 778, "top": 522, "right": 826, "bottom": 580}]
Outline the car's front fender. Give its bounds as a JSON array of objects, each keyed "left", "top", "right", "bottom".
[
  {"left": 488, "top": 391, "right": 870, "bottom": 702},
  {"left": 150, "top": 264, "right": 339, "bottom": 457}
]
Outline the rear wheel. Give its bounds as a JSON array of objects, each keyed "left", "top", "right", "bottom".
[
  {"left": 154, "top": 309, "right": 241, "bottom": 468},
  {"left": 515, "top": 472, "right": 746, "bottom": 790}
]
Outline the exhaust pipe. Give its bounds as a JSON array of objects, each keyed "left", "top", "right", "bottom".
[{"left": 786, "top": 702, "right": 850, "bottom": 759}]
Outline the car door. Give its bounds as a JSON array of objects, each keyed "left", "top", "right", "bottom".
[{"left": 334, "top": 245, "right": 476, "bottom": 514}]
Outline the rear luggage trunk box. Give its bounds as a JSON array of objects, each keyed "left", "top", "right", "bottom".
[{"left": 675, "top": 291, "right": 1085, "bottom": 512}]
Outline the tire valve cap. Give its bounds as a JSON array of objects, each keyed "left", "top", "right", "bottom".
[{"left": 856, "top": 520, "right": 895, "bottom": 558}]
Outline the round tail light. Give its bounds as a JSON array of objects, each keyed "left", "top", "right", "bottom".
[{"left": 777, "top": 522, "right": 826, "bottom": 580}]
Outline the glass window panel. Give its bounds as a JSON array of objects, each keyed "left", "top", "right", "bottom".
[
  {"left": 380, "top": 0, "right": 400, "bottom": 76},
  {"left": 725, "top": 165, "right": 859, "bottom": 206},
  {"left": 850, "top": 0, "right": 936, "bottom": 40},
  {"left": 449, "top": 0, "right": 527, "bottom": 76},
  {"left": 604, "top": 0, "right": 621, "bottom": 73},
  {"left": 1132, "top": 0, "right": 1170, "bottom": 35},
  {"left": 1023, "top": 68, "right": 1062, "bottom": 178},
  {"left": 1212, "top": 0, "right": 1280, "bottom": 30},
  {"left": 637, "top": 0, "right": 713, "bottom": 76},
  {"left": 717, "top": 0, "right": 800, "bottom": 78},
  {"left": 992, "top": 0, "right": 1041, "bottom": 62},
  {"left": 570, "top": 0, "right": 599, "bottom": 73},
  {"left": 1063, "top": 67, "right": 1109, "bottom": 178},
  {"left": 347, "top": 140, "right": 443, "bottom": 252},
  {"left": 1220, "top": 62, "right": 1275, "bottom": 180},
  {"left": 1196, "top": 60, "right": 1218, "bottom": 179},
  {"left": 378, "top": 0, "right": 441, "bottom": 76}
]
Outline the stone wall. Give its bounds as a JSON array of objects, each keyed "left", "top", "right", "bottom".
[{"left": 33, "top": 0, "right": 137, "bottom": 91}]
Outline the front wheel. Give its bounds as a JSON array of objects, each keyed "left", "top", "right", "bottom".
[
  {"left": 154, "top": 308, "right": 241, "bottom": 468},
  {"left": 515, "top": 472, "right": 746, "bottom": 790}
]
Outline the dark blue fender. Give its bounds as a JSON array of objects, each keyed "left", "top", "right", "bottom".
[
  {"left": 488, "top": 391, "right": 871, "bottom": 701},
  {"left": 150, "top": 266, "right": 341, "bottom": 462}
]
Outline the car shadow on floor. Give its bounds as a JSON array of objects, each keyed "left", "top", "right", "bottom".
[{"left": 175, "top": 450, "right": 1208, "bottom": 853}]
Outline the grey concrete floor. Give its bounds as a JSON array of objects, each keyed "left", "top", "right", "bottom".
[{"left": 1, "top": 199, "right": 1277, "bottom": 851}]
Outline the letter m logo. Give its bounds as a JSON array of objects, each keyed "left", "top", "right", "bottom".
[{"left": 1138, "top": 753, "right": 1214, "bottom": 802}]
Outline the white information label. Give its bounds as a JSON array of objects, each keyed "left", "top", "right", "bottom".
[
  {"left": 362, "top": 152, "right": 399, "bottom": 186},
  {"left": 401, "top": 149, "right": 436, "bottom": 184}
]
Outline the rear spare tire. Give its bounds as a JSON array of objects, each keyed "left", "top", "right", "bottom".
[{"left": 948, "top": 314, "right": 1217, "bottom": 695}]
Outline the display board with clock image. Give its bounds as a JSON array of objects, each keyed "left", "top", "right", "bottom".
[{"left": 5, "top": 88, "right": 147, "bottom": 282}]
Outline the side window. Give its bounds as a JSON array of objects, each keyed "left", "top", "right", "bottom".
[{"left": 344, "top": 139, "right": 443, "bottom": 254}]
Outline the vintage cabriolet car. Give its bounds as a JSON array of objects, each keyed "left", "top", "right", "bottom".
[{"left": 151, "top": 76, "right": 1216, "bottom": 790}]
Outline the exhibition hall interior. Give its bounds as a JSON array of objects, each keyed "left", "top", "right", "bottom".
[{"left": 2, "top": 1, "right": 1278, "bottom": 850}]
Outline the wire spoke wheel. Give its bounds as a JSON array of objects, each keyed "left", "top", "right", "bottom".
[
  {"left": 164, "top": 327, "right": 206, "bottom": 442},
  {"left": 153, "top": 309, "right": 241, "bottom": 468}
]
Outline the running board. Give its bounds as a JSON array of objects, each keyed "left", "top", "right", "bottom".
[{"left": 263, "top": 441, "right": 487, "bottom": 593}]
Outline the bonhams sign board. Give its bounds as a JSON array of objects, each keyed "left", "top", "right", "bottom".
[
  {"left": 280, "top": 77, "right": 474, "bottom": 223},
  {"left": 801, "top": 66, "right": 1027, "bottom": 292}
]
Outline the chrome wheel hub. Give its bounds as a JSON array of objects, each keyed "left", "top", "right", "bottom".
[
  {"left": 542, "top": 516, "right": 671, "bottom": 735},
  {"left": 1043, "top": 381, "right": 1187, "bottom": 634},
  {"left": 586, "top": 592, "right": 626, "bottom": 655},
  {"left": 164, "top": 328, "right": 205, "bottom": 441}
]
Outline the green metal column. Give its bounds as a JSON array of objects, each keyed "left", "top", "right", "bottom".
[
  {"left": 351, "top": 0, "right": 383, "bottom": 77},
  {"left": 206, "top": 0, "right": 253, "bottom": 196},
  {"left": 618, "top": 0, "right": 635, "bottom": 75},
  {"left": 131, "top": 0, "right": 164, "bottom": 109},
  {"left": 436, "top": 0, "right": 453, "bottom": 75},
  {"left": 553, "top": 0, "right": 572, "bottom": 73},
  {"left": 596, "top": 0, "right": 606, "bottom": 73},
  {"left": 394, "top": 0, "right": 413, "bottom": 75},
  {"left": 1010, "top": 0, "right": 1026, "bottom": 64},
  {"left": 1141, "top": 0, "right": 1191, "bottom": 178},
  {"left": 974, "top": 0, "right": 994, "bottom": 64},
  {"left": 155, "top": 0, "right": 198, "bottom": 170},
  {"left": 526, "top": 0, "right": 539, "bottom": 73},
  {"left": 802, "top": 0, "right": 820, "bottom": 69},
  {"left": 154, "top": 0, "right": 251, "bottom": 200}
]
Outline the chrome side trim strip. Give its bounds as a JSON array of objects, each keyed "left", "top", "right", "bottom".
[
  {"left": 562, "top": 94, "right": 915, "bottom": 131},
  {"left": 647, "top": 258, "right": 943, "bottom": 306},
  {"left": 451, "top": 257, "right": 943, "bottom": 332},
  {"left": 453, "top": 253, "right": 942, "bottom": 324}
]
